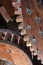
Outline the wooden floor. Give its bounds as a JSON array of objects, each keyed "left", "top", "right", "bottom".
[{"left": 0, "top": 42, "right": 32, "bottom": 65}]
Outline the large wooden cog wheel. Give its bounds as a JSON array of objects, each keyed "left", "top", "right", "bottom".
[
  {"left": 0, "top": 42, "right": 32, "bottom": 65},
  {"left": 0, "top": 29, "right": 32, "bottom": 65},
  {"left": 12, "top": 0, "right": 43, "bottom": 64}
]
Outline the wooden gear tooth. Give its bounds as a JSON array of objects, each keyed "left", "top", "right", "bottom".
[
  {"left": 20, "top": 29, "right": 27, "bottom": 35},
  {"left": 33, "top": 51, "right": 38, "bottom": 56},
  {"left": 18, "top": 22, "right": 24, "bottom": 30},
  {"left": 23, "top": 35, "right": 29, "bottom": 41},
  {"left": 37, "top": 56, "right": 41, "bottom": 60},
  {"left": 16, "top": 16, "right": 23, "bottom": 22},
  {"left": 12, "top": 2, "right": 21, "bottom": 9},
  {"left": 41, "top": 61, "right": 43, "bottom": 64},
  {"left": 30, "top": 46, "right": 34, "bottom": 52},
  {"left": 26, "top": 41, "right": 32, "bottom": 47},
  {"left": 15, "top": 8, "right": 22, "bottom": 15}
]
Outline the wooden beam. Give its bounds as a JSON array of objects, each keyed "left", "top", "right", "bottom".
[
  {"left": 0, "top": 7, "right": 13, "bottom": 23},
  {"left": 0, "top": 0, "right": 14, "bottom": 17}
]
